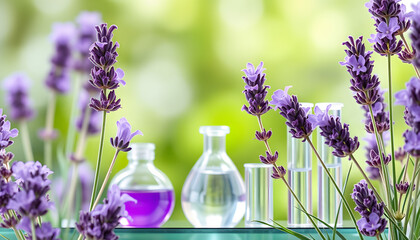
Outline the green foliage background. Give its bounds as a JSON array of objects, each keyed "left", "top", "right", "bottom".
[{"left": 0, "top": 0, "right": 416, "bottom": 225}]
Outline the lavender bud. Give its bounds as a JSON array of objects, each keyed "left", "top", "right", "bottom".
[
  {"left": 271, "top": 166, "right": 286, "bottom": 179},
  {"left": 396, "top": 182, "right": 409, "bottom": 194},
  {"left": 255, "top": 129, "right": 272, "bottom": 141}
]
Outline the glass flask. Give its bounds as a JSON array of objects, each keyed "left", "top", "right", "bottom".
[
  {"left": 316, "top": 103, "right": 343, "bottom": 226},
  {"left": 287, "top": 103, "right": 313, "bottom": 227},
  {"left": 111, "top": 143, "right": 175, "bottom": 228},
  {"left": 181, "top": 126, "right": 246, "bottom": 227}
]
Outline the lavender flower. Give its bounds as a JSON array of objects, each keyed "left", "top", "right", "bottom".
[
  {"left": 352, "top": 180, "right": 387, "bottom": 236},
  {"left": 88, "top": 24, "right": 124, "bottom": 113},
  {"left": 255, "top": 129, "right": 272, "bottom": 141},
  {"left": 259, "top": 151, "right": 278, "bottom": 165},
  {"left": 396, "top": 181, "right": 409, "bottom": 194},
  {"left": 309, "top": 105, "right": 359, "bottom": 159},
  {"left": 242, "top": 62, "right": 271, "bottom": 116},
  {"left": 0, "top": 110, "right": 19, "bottom": 150},
  {"left": 367, "top": 166, "right": 381, "bottom": 180},
  {"left": 402, "top": 130, "right": 420, "bottom": 157},
  {"left": 340, "top": 36, "right": 380, "bottom": 105},
  {"left": 76, "top": 185, "right": 136, "bottom": 240},
  {"left": 74, "top": 12, "right": 102, "bottom": 73},
  {"left": 366, "top": 150, "right": 391, "bottom": 168},
  {"left": 89, "top": 90, "right": 121, "bottom": 113},
  {"left": 8, "top": 162, "right": 54, "bottom": 218},
  {"left": 395, "top": 77, "right": 420, "bottom": 156},
  {"left": 110, "top": 118, "right": 142, "bottom": 152},
  {"left": 395, "top": 147, "right": 407, "bottom": 162},
  {"left": 357, "top": 212, "right": 387, "bottom": 237},
  {"left": 362, "top": 89, "right": 389, "bottom": 134},
  {"left": 0, "top": 179, "right": 17, "bottom": 213},
  {"left": 410, "top": 2, "right": 420, "bottom": 69},
  {"left": 17, "top": 217, "right": 60, "bottom": 240},
  {"left": 3, "top": 73, "right": 35, "bottom": 121},
  {"left": 45, "top": 22, "right": 76, "bottom": 94},
  {"left": 270, "top": 86, "right": 313, "bottom": 139},
  {"left": 271, "top": 166, "right": 286, "bottom": 179},
  {"left": 395, "top": 77, "right": 420, "bottom": 126},
  {"left": 366, "top": 0, "right": 404, "bottom": 56},
  {"left": 352, "top": 180, "right": 385, "bottom": 218}
]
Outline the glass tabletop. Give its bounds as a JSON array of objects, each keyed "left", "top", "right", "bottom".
[{"left": 0, "top": 227, "right": 380, "bottom": 240}]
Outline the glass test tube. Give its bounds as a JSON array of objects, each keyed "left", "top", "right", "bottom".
[
  {"left": 287, "top": 103, "right": 313, "bottom": 227},
  {"left": 244, "top": 163, "right": 273, "bottom": 227},
  {"left": 316, "top": 103, "right": 343, "bottom": 226}
]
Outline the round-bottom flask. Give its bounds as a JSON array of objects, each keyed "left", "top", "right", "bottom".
[
  {"left": 181, "top": 126, "right": 246, "bottom": 227},
  {"left": 111, "top": 143, "right": 174, "bottom": 228}
]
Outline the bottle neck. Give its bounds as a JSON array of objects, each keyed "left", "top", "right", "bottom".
[{"left": 203, "top": 135, "right": 226, "bottom": 153}]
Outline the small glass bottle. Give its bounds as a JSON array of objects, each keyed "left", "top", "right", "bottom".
[
  {"left": 287, "top": 103, "right": 313, "bottom": 227},
  {"left": 111, "top": 143, "right": 175, "bottom": 228},
  {"left": 181, "top": 126, "right": 246, "bottom": 227},
  {"left": 316, "top": 103, "right": 343, "bottom": 226}
]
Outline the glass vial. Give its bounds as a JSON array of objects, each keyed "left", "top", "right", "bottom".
[
  {"left": 316, "top": 103, "right": 343, "bottom": 226},
  {"left": 111, "top": 143, "right": 175, "bottom": 228},
  {"left": 181, "top": 126, "right": 246, "bottom": 227},
  {"left": 287, "top": 103, "right": 313, "bottom": 227},
  {"left": 244, "top": 163, "right": 273, "bottom": 227}
]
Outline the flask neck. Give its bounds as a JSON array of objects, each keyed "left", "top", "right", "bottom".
[{"left": 203, "top": 135, "right": 226, "bottom": 153}]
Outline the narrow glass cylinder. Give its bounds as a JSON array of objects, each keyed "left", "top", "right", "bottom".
[
  {"left": 244, "top": 163, "right": 273, "bottom": 227},
  {"left": 287, "top": 103, "right": 313, "bottom": 227},
  {"left": 316, "top": 103, "right": 343, "bottom": 227}
]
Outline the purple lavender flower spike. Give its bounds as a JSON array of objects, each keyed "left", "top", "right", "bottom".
[
  {"left": 89, "top": 66, "right": 125, "bottom": 90},
  {"left": 377, "top": 17, "right": 400, "bottom": 41},
  {"left": 110, "top": 118, "right": 142, "bottom": 152},
  {"left": 3, "top": 73, "right": 35, "bottom": 121},
  {"left": 347, "top": 55, "right": 367, "bottom": 75},
  {"left": 395, "top": 77, "right": 420, "bottom": 123},
  {"left": 341, "top": 36, "right": 380, "bottom": 105},
  {"left": 0, "top": 180, "right": 17, "bottom": 213},
  {"left": 76, "top": 185, "right": 136, "bottom": 240},
  {"left": 242, "top": 62, "right": 272, "bottom": 116},
  {"left": 8, "top": 161, "right": 54, "bottom": 218},
  {"left": 366, "top": 150, "right": 391, "bottom": 168},
  {"left": 357, "top": 212, "right": 387, "bottom": 237},
  {"left": 17, "top": 217, "right": 60, "bottom": 240},
  {"left": 89, "top": 24, "right": 119, "bottom": 71},
  {"left": 255, "top": 129, "right": 272, "bottom": 141},
  {"left": 74, "top": 12, "right": 102, "bottom": 73},
  {"left": 89, "top": 90, "right": 121, "bottom": 113},
  {"left": 0, "top": 110, "right": 19, "bottom": 150},
  {"left": 270, "top": 86, "right": 313, "bottom": 140},
  {"left": 309, "top": 106, "right": 359, "bottom": 159},
  {"left": 396, "top": 181, "right": 409, "bottom": 194},
  {"left": 366, "top": 166, "right": 381, "bottom": 180},
  {"left": 410, "top": 2, "right": 420, "bottom": 68},
  {"left": 352, "top": 180, "right": 386, "bottom": 233},
  {"left": 402, "top": 130, "right": 420, "bottom": 157},
  {"left": 395, "top": 147, "right": 407, "bottom": 162},
  {"left": 362, "top": 89, "right": 390, "bottom": 134},
  {"left": 45, "top": 22, "right": 75, "bottom": 94},
  {"left": 366, "top": 0, "right": 404, "bottom": 56},
  {"left": 271, "top": 166, "right": 286, "bottom": 179},
  {"left": 259, "top": 151, "right": 278, "bottom": 165}
]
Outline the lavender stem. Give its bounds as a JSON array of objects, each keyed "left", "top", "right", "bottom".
[
  {"left": 65, "top": 73, "right": 82, "bottom": 157},
  {"left": 30, "top": 218, "right": 36, "bottom": 240},
  {"left": 306, "top": 137, "right": 364, "bottom": 240},
  {"left": 387, "top": 53, "right": 398, "bottom": 209},
  {"left": 88, "top": 109, "right": 107, "bottom": 211},
  {"left": 409, "top": 158, "right": 420, "bottom": 239},
  {"left": 92, "top": 149, "right": 120, "bottom": 210},
  {"left": 44, "top": 92, "right": 56, "bottom": 168},
  {"left": 20, "top": 121, "right": 34, "bottom": 162}
]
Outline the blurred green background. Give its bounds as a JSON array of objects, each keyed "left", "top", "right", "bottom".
[{"left": 0, "top": 0, "right": 418, "bottom": 225}]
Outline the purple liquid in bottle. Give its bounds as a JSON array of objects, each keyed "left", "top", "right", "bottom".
[{"left": 120, "top": 189, "right": 175, "bottom": 228}]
